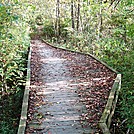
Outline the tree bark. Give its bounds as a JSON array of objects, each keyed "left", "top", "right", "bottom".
[
  {"left": 56, "top": 0, "right": 60, "bottom": 36},
  {"left": 76, "top": 0, "right": 80, "bottom": 31},
  {"left": 71, "top": 0, "right": 75, "bottom": 29}
]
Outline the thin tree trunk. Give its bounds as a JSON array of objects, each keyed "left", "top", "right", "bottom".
[
  {"left": 71, "top": 0, "right": 75, "bottom": 29},
  {"left": 87, "top": 0, "right": 90, "bottom": 6},
  {"left": 56, "top": 0, "right": 60, "bottom": 36},
  {"left": 76, "top": 0, "right": 80, "bottom": 31}
]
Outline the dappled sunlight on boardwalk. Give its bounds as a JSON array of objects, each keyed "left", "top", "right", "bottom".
[{"left": 26, "top": 40, "right": 116, "bottom": 134}]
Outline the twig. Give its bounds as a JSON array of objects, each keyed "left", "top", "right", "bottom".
[
  {"left": 126, "top": 128, "right": 130, "bottom": 134},
  {"left": 119, "top": 118, "right": 128, "bottom": 127}
]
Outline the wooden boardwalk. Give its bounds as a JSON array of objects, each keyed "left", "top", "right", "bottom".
[{"left": 25, "top": 40, "right": 116, "bottom": 134}]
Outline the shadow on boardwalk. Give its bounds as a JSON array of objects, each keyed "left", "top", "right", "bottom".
[{"left": 26, "top": 40, "right": 116, "bottom": 134}]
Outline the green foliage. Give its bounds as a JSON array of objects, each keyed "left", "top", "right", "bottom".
[
  {"left": 0, "top": 2, "right": 30, "bottom": 94},
  {"left": 0, "top": 1, "right": 30, "bottom": 134},
  {"left": 99, "top": 39, "right": 134, "bottom": 131},
  {"left": 0, "top": 90, "right": 24, "bottom": 134},
  {"left": 96, "top": 2, "right": 134, "bottom": 131},
  {"left": 43, "top": 20, "right": 55, "bottom": 37}
]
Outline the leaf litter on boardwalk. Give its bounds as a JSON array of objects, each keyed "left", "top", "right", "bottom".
[{"left": 26, "top": 40, "right": 116, "bottom": 134}]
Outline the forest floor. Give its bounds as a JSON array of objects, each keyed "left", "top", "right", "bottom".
[{"left": 26, "top": 39, "right": 116, "bottom": 134}]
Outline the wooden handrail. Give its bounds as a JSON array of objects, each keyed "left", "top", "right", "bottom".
[{"left": 99, "top": 74, "right": 121, "bottom": 134}]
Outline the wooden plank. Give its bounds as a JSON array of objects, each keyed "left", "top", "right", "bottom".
[
  {"left": 99, "top": 123, "right": 110, "bottom": 134},
  {"left": 99, "top": 74, "right": 121, "bottom": 134},
  {"left": 27, "top": 120, "right": 95, "bottom": 134},
  {"left": 107, "top": 74, "right": 121, "bottom": 128},
  {"left": 17, "top": 45, "right": 32, "bottom": 134}
]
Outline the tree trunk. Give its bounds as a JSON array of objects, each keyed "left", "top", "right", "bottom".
[
  {"left": 76, "top": 0, "right": 80, "bottom": 31},
  {"left": 56, "top": 0, "right": 60, "bottom": 36},
  {"left": 87, "top": 0, "right": 90, "bottom": 6},
  {"left": 71, "top": 0, "right": 75, "bottom": 29}
]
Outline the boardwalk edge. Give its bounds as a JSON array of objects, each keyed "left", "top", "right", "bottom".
[
  {"left": 99, "top": 74, "right": 121, "bottom": 134},
  {"left": 17, "top": 45, "right": 31, "bottom": 134}
]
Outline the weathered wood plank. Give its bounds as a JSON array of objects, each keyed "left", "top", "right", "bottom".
[
  {"left": 99, "top": 74, "right": 121, "bottom": 134},
  {"left": 17, "top": 45, "right": 32, "bottom": 134}
]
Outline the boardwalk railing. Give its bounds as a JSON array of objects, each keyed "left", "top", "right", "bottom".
[
  {"left": 99, "top": 74, "right": 121, "bottom": 134},
  {"left": 17, "top": 45, "right": 31, "bottom": 134}
]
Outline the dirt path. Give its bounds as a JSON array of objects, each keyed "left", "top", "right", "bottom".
[{"left": 26, "top": 40, "right": 116, "bottom": 134}]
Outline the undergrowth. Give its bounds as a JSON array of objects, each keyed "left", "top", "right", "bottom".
[{"left": 0, "top": 89, "right": 24, "bottom": 134}]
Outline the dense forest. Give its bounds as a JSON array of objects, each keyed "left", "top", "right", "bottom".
[{"left": 0, "top": 0, "right": 133, "bottom": 133}]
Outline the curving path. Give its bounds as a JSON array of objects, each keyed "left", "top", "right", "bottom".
[{"left": 26, "top": 40, "right": 116, "bottom": 134}]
